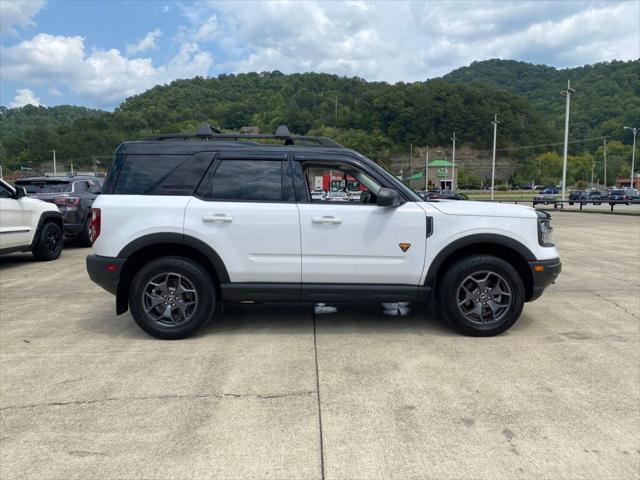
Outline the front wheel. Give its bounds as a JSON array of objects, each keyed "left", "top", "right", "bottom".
[
  {"left": 437, "top": 255, "right": 525, "bottom": 336},
  {"left": 129, "top": 256, "right": 216, "bottom": 339},
  {"left": 32, "top": 221, "right": 63, "bottom": 261}
]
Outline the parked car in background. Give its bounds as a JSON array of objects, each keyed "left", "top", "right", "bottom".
[
  {"left": 326, "top": 190, "right": 351, "bottom": 202},
  {"left": 568, "top": 190, "right": 603, "bottom": 205},
  {"left": 310, "top": 190, "right": 326, "bottom": 201},
  {"left": 422, "top": 190, "right": 467, "bottom": 200},
  {"left": 0, "top": 178, "right": 63, "bottom": 260},
  {"left": 14, "top": 176, "right": 102, "bottom": 245},
  {"left": 533, "top": 188, "right": 559, "bottom": 206},
  {"left": 604, "top": 188, "right": 640, "bottom": 205}
]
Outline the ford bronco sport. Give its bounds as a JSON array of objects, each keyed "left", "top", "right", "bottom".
[{"left": 87, "top": 125, "right": 561, "bottom": 339}]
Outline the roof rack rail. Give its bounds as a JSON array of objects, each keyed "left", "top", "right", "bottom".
[{"left": 143, "top": 123, "right": 342, "bottom": 147}]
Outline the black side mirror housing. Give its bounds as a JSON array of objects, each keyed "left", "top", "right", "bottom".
[
  {"left": 376, "top": 188, "right": 404, "bottom": 207},
  {"left": 14, "top": 186, "right": 27, "bottom": 199}
]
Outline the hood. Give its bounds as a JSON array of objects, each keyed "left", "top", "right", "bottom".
[{"left": 426, "top": 200, "right": 537, "bottom": 219}]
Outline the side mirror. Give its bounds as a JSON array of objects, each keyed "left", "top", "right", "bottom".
[
  {"left": 376, "top": 188, "right": 404, "bottom": 207},
  {"left": 14, "top": 186, "right": 27, "bottom": 199}
]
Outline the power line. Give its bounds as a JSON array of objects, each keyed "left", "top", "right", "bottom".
[{"left": 476, "top": 135, "right": 607, "bottom": 154}]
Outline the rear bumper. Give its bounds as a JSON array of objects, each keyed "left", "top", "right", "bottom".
[
  {"left": 86, "top": 255, "right": 124, "bottom": 295},
  {"left": 528, "top": 258, "right": 562, "bottom": 301}
]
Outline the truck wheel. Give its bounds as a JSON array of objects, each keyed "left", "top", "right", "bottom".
[
  {"left": 31, "top": 221, "right": 63, "bottom": 261},
  {"left": 129, "top": 256, "right": 215, "bottom": 339},
  {"left": 437, "top": 255, "right": 525, "bottom": 336},
  {"left": 78, "top": 217, "right": 92, "bottom": 247}
]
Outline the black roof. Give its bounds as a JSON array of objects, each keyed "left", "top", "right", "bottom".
[{"left": 119, "top": 123, "right": 346, "bottom": 156}]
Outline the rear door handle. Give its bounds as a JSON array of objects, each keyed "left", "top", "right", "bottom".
[
  {"left": 203, "top": 214, "right": 233, "bottom": 223},
  {"left": 312, "top": 216, "right": 342, "bottom": 224}
]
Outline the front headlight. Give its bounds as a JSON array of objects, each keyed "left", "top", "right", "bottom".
[{"left": 537, "top": 210, "right": 554, "bottom": 246}]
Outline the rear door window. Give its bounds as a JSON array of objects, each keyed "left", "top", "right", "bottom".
[
  {"left": 112, "top": 154, "right": 212, "bottom": 195},
  {"left": 198, "top": 159, "right": 285, "bottom": 202}
]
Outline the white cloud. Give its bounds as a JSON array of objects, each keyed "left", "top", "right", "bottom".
[
  {"left": 179, "top": 0, "right": 639, "bottom": 82},
  {"left": 126, "top": 29, "right": 162, "bottom": 56},
  {"left": 10, "top": 88, "right": 42, "bottom": 108},
  {"left": 161, "top": 5, "right": 170, "bottom": 13},
  {"left": 1, "top": 33, "right": 213, "bottom": 107},
  {"left": 0, "top": 0, "right": 46, "bottom": 34}
]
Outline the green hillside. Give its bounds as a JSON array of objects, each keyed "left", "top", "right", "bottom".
[
  {"left": 442, "top": 59, "right": 640, "bottom": 139},
  {"left": 0, "top": 72, "right": 550, "bottom": 170}
]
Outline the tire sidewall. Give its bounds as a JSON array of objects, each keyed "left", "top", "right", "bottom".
[
  {"left": 129, "top": 256, "right": 215, "bottom": 339},
  {"left": 439, "top": 255, "right": 525, "bottom": 336},
  {"left": 33, "top": 221, "right": 63, "bottom": 261}
]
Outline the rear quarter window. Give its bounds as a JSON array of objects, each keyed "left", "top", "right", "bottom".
[
  {"left": 15, "top": 181, "right": 71, "bottom": 193},
  {"left": 111, "top": 154, "right": 212, "bottom": 195}
]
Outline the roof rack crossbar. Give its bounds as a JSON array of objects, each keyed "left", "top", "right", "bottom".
[{"left": 143, "top": 123, "right": 342, "bottom": 147}]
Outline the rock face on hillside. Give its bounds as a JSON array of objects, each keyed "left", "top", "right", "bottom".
[{"left": 389, "top": 145, "right": 519, "bottom": 181}]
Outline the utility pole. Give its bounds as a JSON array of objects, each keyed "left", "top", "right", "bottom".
[
  {"left": 490, "top": 114, "right": 499, "bottom": 200},
  {"left": 591, "top": 161, "right": 596, "bottom": 188},
  {"left": 623, "top": 126, "right": 638, "bottom": 189},
  {"left": 410, "top": 143, "right": 413, "bottom": 179},
  {"left": 451, "top": 132, "right": 456, "bottom": 190},
  {"left": 603, "top": 137, "right": 608, "bottom": 188},
  {"left": 334, "top": 96, "right": 338, "bottom": 128},
  {"left": 51, "top": 149, "right": 57, "bottom": 176},
  {"left": 92, "top": 156, "right": 97, "bottom": 175},
  {"left": 0, "top": 165, "right": 3, "bottom": 179},
  {"left": 425, "top": 145, "right": 429, "bottom": 191},
  {"left": 560, "top": 80, "right": 576, "bottom": 202},
  {"left": 70, "top": 161, "right": 74, "bottom": 175}
]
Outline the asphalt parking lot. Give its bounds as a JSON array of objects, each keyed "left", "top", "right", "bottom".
[{"left": 1, "top": 212, "right": 638, "bottom": 480}]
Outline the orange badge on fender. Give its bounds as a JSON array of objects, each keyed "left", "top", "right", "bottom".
[{"left": 399, "top": 243, "right": 411, "bottom": 252}]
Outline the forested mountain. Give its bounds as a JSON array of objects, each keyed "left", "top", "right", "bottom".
[
  {"left": 443, "top": 59, "right": 640, "bottom": 139},
  {"left": 0, "top": 60, "right": 636, "bottom": 186},
  {"left": 1, "top": 72, "right": 549, "bottom": 170}
]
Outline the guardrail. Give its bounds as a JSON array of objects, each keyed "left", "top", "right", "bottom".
[{"left": 480, "top": 199, "right": 640, "bottom": 212}]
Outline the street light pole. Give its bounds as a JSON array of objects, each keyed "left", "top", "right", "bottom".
[
  {"left": 451, "top": 132, "right": 456, "bottom": 191},
  {"left": 623, "top": 126, "right": 638, "bottom": 189},
  {"left": 490, "top": 114, "right": 499, "bottom": 200},
  {"left": 425, "top": 145, "right": 429, "bottom": 191},
  {"left": 560, "top": 80, "right": 576, "bottom": 202},
  {"left": 603, "top": 136, "right": 607, "bottom": 188},
  {"left": 591, "top": 162, "right": 596, "bottom": 188},
  {"left": 51, "top": 149, "right": 57, "bottom": 176}
]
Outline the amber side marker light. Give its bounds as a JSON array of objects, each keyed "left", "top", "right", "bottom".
[{"left": 534, "top": 265, "right": 545, "bottom": 272}]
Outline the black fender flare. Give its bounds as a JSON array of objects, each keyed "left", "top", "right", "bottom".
[
  {"left": 424, "top": 233, "right": 536, "bottom": 287},
  {"left": 30, "top": 211, "right": 63, "bottom": 249},
  {"left": 117, "top": 232, "right": 230, "bottom": 283}
]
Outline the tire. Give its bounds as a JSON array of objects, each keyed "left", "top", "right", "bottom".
[
  {"left": 128, "top": 256, "right": 215, "bottom": 339},
  {"left": 437, "top": 255, "right": 525, "bottom": 336},
  {"left": 78, "top": 217, "right": 92, "bottom": 247},
  {"left": 568, "top": 201, "right": 574, "bottom": 206},
  {"left": 31, "top": 221, "right": 63, "bottom": 261}
]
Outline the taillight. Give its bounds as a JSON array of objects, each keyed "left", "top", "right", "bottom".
[
  {"left": 90, "top": 208, "right": 101, "bottom": 243},
  {"left": 54, "top": 196, "right": 81, "bottom": 206}
]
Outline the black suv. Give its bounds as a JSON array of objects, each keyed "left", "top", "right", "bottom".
[
  {"left": 15, "top": 176, "right": 102, "bottom": 245},
  {"left": 568, "top": 190, "right": 602, "bottom": 205}
]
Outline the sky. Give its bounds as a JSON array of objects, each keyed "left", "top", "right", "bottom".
[{"left": 1, "top": 0, "right": 639, "bottom": 110}]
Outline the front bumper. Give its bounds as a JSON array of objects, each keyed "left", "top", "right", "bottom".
[
  {"left": 86, "top": 255, "right": 125, "bottom": 295},
  {"left": 528, "top": 258, "right": 562, "bottom": 301}
]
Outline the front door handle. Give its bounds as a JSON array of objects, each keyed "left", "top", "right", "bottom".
[
  {"left": 312, "top": 216, "right": 342, "bottom": 224},
  {"left": 203, "top": 214, "right": 233, "bottom": 223}
]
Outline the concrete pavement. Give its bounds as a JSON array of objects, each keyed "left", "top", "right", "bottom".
[{"left": 1, "top": 212, "right": 638, "bottom": 479}]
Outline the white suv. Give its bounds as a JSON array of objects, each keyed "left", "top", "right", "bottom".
[
  {"left": 87, "top": 125, "right": 561, "bottom": 339},
  {"left": 0, "top": 178, "right": 64, "bottom": 260}
]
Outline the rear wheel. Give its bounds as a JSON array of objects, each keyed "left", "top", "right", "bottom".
[
  {"left": 437, "top": 255, "right": 525, "bottom": 336},
  {"left": 129, "top": 256, "right": 215, "bottom": 339},
  {"left": 31, "top": 221, "right": 63, "bottom": 261},
  {"left": 78, "top": 217, "right": 92, "bottom": 246}
]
